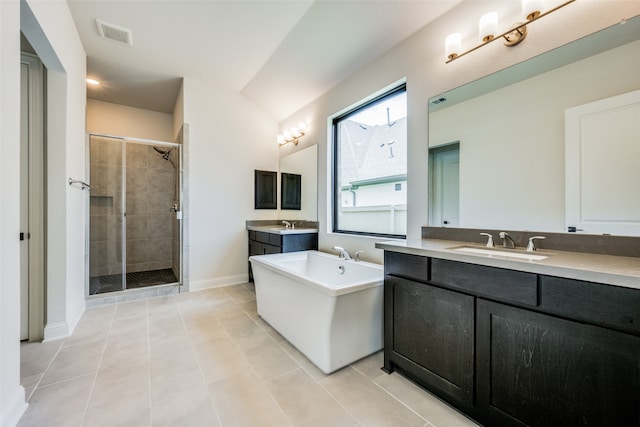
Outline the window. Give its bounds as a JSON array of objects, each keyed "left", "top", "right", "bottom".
[{"left": 332, "top": 85, "right": 407, "bottom": 237}]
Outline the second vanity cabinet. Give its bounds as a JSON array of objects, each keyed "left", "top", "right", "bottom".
[
  {"left": 248, "top": 229, "right": 317, "bottom": 281},
  {"left": 383, "top": 251, "right": 640, "bottom": 427}
]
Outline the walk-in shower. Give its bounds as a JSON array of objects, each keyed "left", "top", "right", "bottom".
[{"left": 88, "top": 134, "right": 182, "bottom": 295}]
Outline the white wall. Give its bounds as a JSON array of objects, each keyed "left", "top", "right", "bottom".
[
  {"left": 22, "top": 0, "right": 87, "bottom": 343},
  {"left": 86, "top": 99, "right": 174, "bottom": 141},
  {"left": 279, "top": 0, "right": 640, "bottom": 264},
  {"left": 430, "top": 41, "right": 640, "bottom": 232},
  {"left": 182, "top": 77, "right": 279, "bottom": 289},
  {"left": 0, "top": 1, "right": 28, "bottom": 425}
]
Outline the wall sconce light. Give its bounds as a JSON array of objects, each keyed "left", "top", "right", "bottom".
[
  {"left": 445, "top": 0, "right": 575, "bottom": 63},
  {"left": 277, "top": 122, "right": 307, "bottom": 146}
]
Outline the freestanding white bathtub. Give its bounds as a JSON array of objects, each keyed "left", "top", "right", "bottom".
[{"left": 249, "top": 250, "right": 384, "bottom": 374}]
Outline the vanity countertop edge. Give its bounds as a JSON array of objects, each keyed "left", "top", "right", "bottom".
[
  {"left": 376, "top": 238, "right": 640, "bottom": 290},
  {"left": 247, "top": 225, "right": 318, "bottom": 235}
]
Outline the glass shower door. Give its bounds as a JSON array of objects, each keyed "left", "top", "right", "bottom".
[
  {"left": 89, "top": 135, "right": 125, "bottom": 294},
  {"left": 89, "top": 135, "right": 181, "bottom": 295},
  {"left": 123, "top": 140, "right": 179, "bottom": 290}
]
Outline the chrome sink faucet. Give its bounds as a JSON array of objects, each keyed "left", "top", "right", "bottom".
[
  {"left": 499, "top": 232, "right": 516, "bottom": 249},
  {"left": 480, "top": 233, "right": 494, "bottom": 247},
  {"left": 526, "top": 236, "right": 546, "bottom": 252},
  {"left": 332, "top": 246, "right": 352, "bottom": 260},
  {"left": 282, "top": 220, "right": 292, "bottom": 229}
]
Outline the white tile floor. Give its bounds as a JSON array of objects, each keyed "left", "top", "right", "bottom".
[{"left": 19, "top": 283, "right": 478, "bottom": 427}]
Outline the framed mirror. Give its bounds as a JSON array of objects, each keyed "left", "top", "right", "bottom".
[
  {"left": 279, "top": 144, "right": 318, "bottom": 220},
  {"left": 281, "top": 172, "right": 302, "bottom": 210},
  {"left": 428, "top": 17, "right": 640, "bottom": 235},
  {"left": 254, "top": 170, "right": 277, "bottom": 209}
]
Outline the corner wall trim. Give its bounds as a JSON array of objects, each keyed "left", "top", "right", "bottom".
[
  {"left": 1, "top": 386, "right": 27, "bottom": 427},
  {"left": 43, "top": 322, "right": 69, "bottom": 342}
]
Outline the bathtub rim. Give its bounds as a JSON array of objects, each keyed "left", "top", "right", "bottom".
[{"left": 249, "top": 250, "right": 383, "bottom": 297}]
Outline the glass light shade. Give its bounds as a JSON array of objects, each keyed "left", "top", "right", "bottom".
[
  {"left": 283, "top": 130, "right": 291, "bottom": 141},
  {"left": 277, "top": 135, "right": 285, "bottom": 145},
  {"left": 445, "top": 33, "right": 462, "bottom": 60},
  {"left": 291, "top": 127, "right": 300, "bottom": 137},
  {"left": 479, "top": 12, "right": 498, "bottom": 42},
  {"left": 522, "top": 0, "right": 544, "bottom": 20},
  {"left": 298, "top": 122, "right": 307, "bottom": 133}
]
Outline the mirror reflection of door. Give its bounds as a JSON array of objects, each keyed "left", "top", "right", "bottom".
[
  {"left": 429, "top": 143, "right": 460, "bottom": 227},
  {"left": 565, "top": 89, "right": 640, "bottom": 236}
]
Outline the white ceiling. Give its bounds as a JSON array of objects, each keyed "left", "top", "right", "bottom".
[{"left": 67, "top": 0, "right": 462, "bottom": 119}]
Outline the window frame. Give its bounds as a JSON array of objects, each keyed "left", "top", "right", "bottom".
[{"left": 331, "top": 83, "right": 407, "bottom": 239}]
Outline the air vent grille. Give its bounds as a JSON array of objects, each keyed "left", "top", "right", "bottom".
[
  {"left": 96, "top": 19, "right": 133, "bottom": 46},
  {"left": 430, "top": 97, "right": 447, "bottom": 105}
]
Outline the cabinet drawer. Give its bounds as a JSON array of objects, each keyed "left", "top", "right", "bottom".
[
  {"left": 269, "top": 233, "right": 281, "bottom": 247},
  {"left": 384, "top": 252, "right": 430, "bottom": 282},
  {"left": 431, "top": 259, "right": 538, "bottom": 306},
  {"left": 253, "top": 231, "right": 271, "bottom": 244},
  {"left": 540, "top": 276, "right": 640, "bottom": 336}
]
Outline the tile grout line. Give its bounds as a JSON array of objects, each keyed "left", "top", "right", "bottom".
[
  {"left": 370, "top": 373, "right": 433, "bottom": 425},
  {"left": 177, "top": 291, "right": 225, "bottom": 427},
  {"left": 78, "top": 306, "right": 116, "bottom": 426},
  {"left": 312, "top": 366, "right": 372, "bottom": 426},
  {"left": 214, "top": 286, "right": 296, "bottom": 427},
  {"left": 23, "top": 339, "right": 67, "bottom": 400},
  {"left": 230, "top": 284, "right": 362, "bottom": 426}
]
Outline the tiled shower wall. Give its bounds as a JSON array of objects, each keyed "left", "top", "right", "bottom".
[{"left": 90, "top": 137, "right": 178, "bottom": 277}]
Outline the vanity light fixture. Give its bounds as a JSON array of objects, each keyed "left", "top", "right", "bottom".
[
  {"left": 445, "top": 0, "right": 575, "bottom": 63},
  {"left": 277, "top": 122, "right": 307, "bottom": 146}
]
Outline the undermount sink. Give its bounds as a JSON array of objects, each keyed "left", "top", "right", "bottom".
[{"left": 450, "top": 246, "right": 550, "bottom": 261}]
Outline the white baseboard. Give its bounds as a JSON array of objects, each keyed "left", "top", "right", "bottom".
[
  {"left": 1, "top": 386, "right": 27, "bottom": 427},
  {"left": 189, "top": 274, "right": 248, "bottom": 291},
  {"left": 43, "top": 322, "right": 68, "bottom": 342},
  {"left": 66, "top": 306, "right": 84, "bottom": 337}
]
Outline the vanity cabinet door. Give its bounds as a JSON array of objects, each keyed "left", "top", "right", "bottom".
[
  {"left": 476, "top": 299, "right": 640, "bottom": 427},
  {"left": 386, "top": 275, "right": 475, "bottom": 406}
]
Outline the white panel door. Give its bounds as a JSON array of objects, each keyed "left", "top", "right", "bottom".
[
  {"left": 20, "top": 63, "right": 29, "bottom": 340},
  {"left": 430, "top": 147, "right": 460, "bottom": 227},
  {"left": 565, "top": 89, "right": 640, "bottom": 236}
]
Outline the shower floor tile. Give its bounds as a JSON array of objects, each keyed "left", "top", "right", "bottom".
[{"left": 90, "top": 268, "right": 178, "bottom": 295}]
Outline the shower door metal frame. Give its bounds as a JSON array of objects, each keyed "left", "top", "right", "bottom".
[{"left": 86, "top": 133, "right": 184, "bottom": 296}]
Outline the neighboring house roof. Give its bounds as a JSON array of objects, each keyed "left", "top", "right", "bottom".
[{"left": 339, "top": 117, "right": 407, "bottom": 188}]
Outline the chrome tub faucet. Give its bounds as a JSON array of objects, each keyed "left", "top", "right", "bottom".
[{"left": 332, "top": 246, "right": 352, "bottom": 260}]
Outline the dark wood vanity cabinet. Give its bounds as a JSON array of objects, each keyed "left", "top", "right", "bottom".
[
  {"left": 383, "top": 251, "right": 640, "bottom": 427},
  {"left": 247, "top": 230, "right": 317, "bottom": 281},
  {"left": 476, "top": 299, "right": 640, "bottom": 426},
  {"left": 386, "top": 275, "right": 474, "bottom": 406}
]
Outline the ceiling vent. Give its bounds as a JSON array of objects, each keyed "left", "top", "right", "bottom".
[{"left": 95, "top": 19, "right": 133, "bottom": 46}]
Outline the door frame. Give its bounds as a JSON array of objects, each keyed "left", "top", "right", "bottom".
[
  {"left": 86, "top": 133, "right": 184, "bottom": 297},
  {"left": 20, "top": 52, "right": 45, "bottom": 341},
  {"left": 428, "top": 142, "right": 460, "bottom": 227}
]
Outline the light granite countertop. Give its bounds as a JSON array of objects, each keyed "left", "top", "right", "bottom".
[
  {"left": 247, "top": 225, "right": 318, "bottom": 235},
  {"left": 375, "top": 238, "right": 640, "bottom": 290}
]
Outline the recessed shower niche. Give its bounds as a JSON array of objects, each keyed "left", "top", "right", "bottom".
[{"left": 88, "top": 134, "right": 182, "bottom": 295}]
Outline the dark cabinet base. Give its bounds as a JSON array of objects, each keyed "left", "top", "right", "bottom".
[
  {"left": 383, "top": 251, "right": 640, "bottom": 427},
  {"left": 385, "top": 275, "right": 474, "bottom": 406},
  {"left": 248, "top": 230, "right": 317, "bottom": 281},
  {"left": 477, "top": 299, "right": 640, "bottom": 427}
]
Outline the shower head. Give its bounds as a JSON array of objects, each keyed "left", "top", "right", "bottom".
[{"left": 153, "top": 146, "right": 172, "bottom": 160}]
